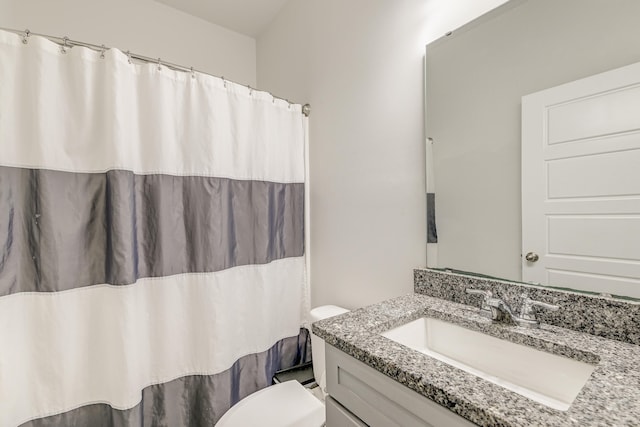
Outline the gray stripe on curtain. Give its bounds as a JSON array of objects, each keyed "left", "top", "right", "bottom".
[
  {"left": 18, "top": 329, "right": 312, "bottom": 427},
  {"left": 0, "top": 166, "right": 304, "bottom": 296},
  {"left": 427, "top": 192, "right": 437, "bottom": 243}
]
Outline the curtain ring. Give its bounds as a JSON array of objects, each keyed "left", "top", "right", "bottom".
[
  {"left": 22, "top": 29, "right": 30, "bottom": 44},
  {"left": 221, "top": 77, "right": 227, "bottom": 88},
  {"left": 60, "top": 36, "right": 69, "bottom": 54},
  {"left": 100, "top": 44, "right": 106, "bottom": 59},
  {"left": 157, "top": 58, "right": 162, "bottom": 71},
  {"left": 247, "top": 85, "right": 253, "bottom": 96},
  {"left": 126, "top": 50, "right": 132, "bottom": 64},
  {"left": 190, "top": 66, "right": 195, "bottom": 79}
]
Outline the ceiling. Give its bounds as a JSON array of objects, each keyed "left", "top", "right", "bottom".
[{"left": 154, "top": 0, "right": 290, "bottom": 37}]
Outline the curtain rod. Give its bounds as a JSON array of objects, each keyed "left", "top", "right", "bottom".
[{"left": 0, "top": 27, "right": 311, "bottom": 117}]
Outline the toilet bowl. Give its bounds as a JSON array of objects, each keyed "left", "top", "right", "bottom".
[{"left": 216, "top": 305, "right": 349, "bottom": 427}]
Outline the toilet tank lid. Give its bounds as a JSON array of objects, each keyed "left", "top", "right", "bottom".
[{"left": 310, "top": 305, "right": 349, "bottom": 322}]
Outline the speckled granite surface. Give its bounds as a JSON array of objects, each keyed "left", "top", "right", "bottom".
[
  {"left": 312, "top": 294, "right": 640, "bottom": 427},
  {"left": 415, "top": 268, "right": 640, "bottom": 346}
]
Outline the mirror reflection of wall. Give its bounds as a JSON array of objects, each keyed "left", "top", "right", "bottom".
[{"left": 426, "top": 0, "right": 640, "bottom": 298}]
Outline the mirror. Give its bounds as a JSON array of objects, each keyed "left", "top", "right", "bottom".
[{"left": 425, "top": 0, "right": 640, "bottom": 298}]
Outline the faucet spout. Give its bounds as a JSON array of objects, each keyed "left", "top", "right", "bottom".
[{"left": 486, "top": 297, "right": 515, "bottom": 322}]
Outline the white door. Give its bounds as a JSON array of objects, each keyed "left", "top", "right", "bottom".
[{"left": 522, "top": 61, "right": 640, "bottom": 298}]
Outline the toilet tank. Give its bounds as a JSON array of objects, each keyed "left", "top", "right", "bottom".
[{"left": 309, "top": 305, "right": 349, "bottom": 393}]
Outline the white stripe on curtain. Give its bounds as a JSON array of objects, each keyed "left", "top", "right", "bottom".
[
  {"left": 0, "top": 28, "right": 308, "bottom": 426},
  {"left": 0, "top": 31, "right": 304, "bottom": 183},
  {"left": 0, "top": 256, "right": 305, "bottom": 426}
]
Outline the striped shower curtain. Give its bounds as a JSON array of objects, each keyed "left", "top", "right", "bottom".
[{"left": 0, "top": 30, "right": 310, "bottom": 426}]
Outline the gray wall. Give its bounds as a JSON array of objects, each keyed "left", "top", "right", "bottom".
[
  {"left": 427, "top": 0, "right": 640, "bottom": 282},
  {"left": 257, "top": 0, "right": 508, "bottom": 309},
  {"left": 257, "top": 0, "right": 427, "bottom": 309}
]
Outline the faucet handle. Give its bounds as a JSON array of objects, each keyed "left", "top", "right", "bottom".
[
  {"left": 466, "top": 288, "right": 493, "bottom": 319},
  {"left": 519, "top": 293, "right": 559, "bottom": 322},
  {"left": 466, "top": 288, "right": 492, "bottom": 298}
]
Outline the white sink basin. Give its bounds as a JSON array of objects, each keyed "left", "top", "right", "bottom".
[{"left": 381, "top": 317, "right": 596, "bottom": 411}]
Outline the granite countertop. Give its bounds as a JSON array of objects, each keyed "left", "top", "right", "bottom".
[{"left": 312, "top": 294, "right": 640, "bottom": 427}]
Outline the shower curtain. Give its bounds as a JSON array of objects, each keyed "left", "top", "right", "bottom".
[{"left": 0, "top": 30, "right": 310, "bottom": 426}]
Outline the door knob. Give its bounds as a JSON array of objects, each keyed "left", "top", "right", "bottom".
[{"left": 525, "top": 252, "right": 539, "bottom": 262}]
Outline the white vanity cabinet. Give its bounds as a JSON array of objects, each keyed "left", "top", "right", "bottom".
[{"left": 325, "top": 344, "right": 476, "bottom": 427}]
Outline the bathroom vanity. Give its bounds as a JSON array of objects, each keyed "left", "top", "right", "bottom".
[
  {"left": 312, "top": 269, "right": 640, "bottom": 426},
  {"left": 324, "top": 342, "right": 475, "bottom": 426}
]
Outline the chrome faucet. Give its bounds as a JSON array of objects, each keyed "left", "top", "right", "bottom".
[
  {"left": 486, "top": 296, "right": 516, "bottom": 323},
  {"left": 466, "top": 289, "right": 559, "bottom": 328},
  {"left": 465, "top": 289, "right": 493, "bottom": 319},
  {"left": 517, "top": 294, "right": 560, "bottom": 327}
]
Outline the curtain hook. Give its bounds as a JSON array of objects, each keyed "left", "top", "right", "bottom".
[
  {"left": 287, "top": 100, "right": 291, "bottom": 110},
  {"left": 126, "top": 50, "right": 132, "bottom": 64},
  {"left": 190, "top": 66, "right": 195, "bottom": 79},
  {"left": 22, "top": 29, "right": 30, "bottom": 44},
  {"left": 99, "top": 44, "right": 106, "bottom": 59},
  {"left": 157, "top": 58, "right": 162, "bottom": 71},
  {"left": 247, "top": 85, "right": 253, "bottom": 96},
  {"left": 60, "top": 36, "right": 69, "bottom": 54},
  {"left": 221, "top": 76, "right": 227, "bottom": 88}
]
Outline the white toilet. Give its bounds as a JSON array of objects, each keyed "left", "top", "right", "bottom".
[{"left": 216, "top": 305, "right": 349, "bottom": 427}]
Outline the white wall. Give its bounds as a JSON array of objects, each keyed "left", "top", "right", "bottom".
[
  {"left": 257, "top": 0, "right": 508, "bottom": 309},
  {"left": 0, "top": 0, "right": 256, "bottom": 86}
]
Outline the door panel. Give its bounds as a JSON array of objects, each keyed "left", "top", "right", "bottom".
[
  {"left": 522, "top": 61, "right": 640, "bottom": 298},
  {"left": 547, "top": 149, "right": 640, "bottom": 198},
  {"left": 548, "top": 216, "right": 640, "bottom": 260},
  {"left": 547, "top": 269, "right": 640, "bottom": 297},
  {"left": 547, "top": 84, "right": 640, "bottom": 144}
]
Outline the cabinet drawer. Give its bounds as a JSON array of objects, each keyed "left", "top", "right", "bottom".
[{"left": 325, "top": 344, "right": 476, "bottom": 427}]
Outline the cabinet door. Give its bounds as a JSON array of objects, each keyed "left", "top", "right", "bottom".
[
  {"left": 325, "top": 344, "right": 476, "bottom": 427},
  {"left": 326, "top": 396, "right": 368, "bottom": 427}
]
